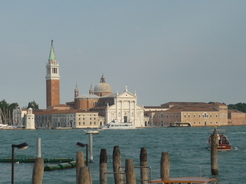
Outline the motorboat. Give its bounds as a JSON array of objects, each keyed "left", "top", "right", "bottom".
[
  {"left": 83, "top": 129, "right": 100, "bottom": 134},
  {"left": 169, "top": 122, "right": 191, "bottom": 127},
  {"left": 0, "top": 123, "right": 14, "bottom": 129},
  {"left": 207, "top": 128, "right": 232, "bottom": 151},
  {"left": 100, "top": 119, "right": 136, "bottom": 129},
  {"left": 149, "top": 177, "right": 218, "bottom": 184}
]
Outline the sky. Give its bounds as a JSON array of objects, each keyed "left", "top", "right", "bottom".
[{"left": 1, "top": 1, "right": 246, "bottom": 109}]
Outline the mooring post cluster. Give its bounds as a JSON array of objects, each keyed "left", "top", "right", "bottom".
[{"left": 27, "top": 139, "right": 217, "bottom": 183}]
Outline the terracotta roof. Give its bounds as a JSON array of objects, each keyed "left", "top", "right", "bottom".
[
  {"left": 228, "top": 109, "right": 245, "bottom": 113},
  {"left": 89, "top": 106, "right": 107, "bottom": 110},
  {"left": 144, "top": 106, "right": 167, "bottom": 109},
  {"left": 49, "top": 104, "right": 70, "bottom": 107},
  {"left": 33, "top": 109, "right": 98, "bottom": 115}
]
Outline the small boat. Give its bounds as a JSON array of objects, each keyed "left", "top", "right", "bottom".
[
  {"left": 149, "top": 177, "right": 218, "bottom": 184},
  {"left": 100, "top": 119, "right": 136, "bottom": 129},
  {"left": 207, "top": 128, "right": 232, "bottom": 151},
  {"left": 0, "top": 124, "right": 14, "bottom": 129},
  {"left": 84, "top": 129, "right": 100, "bottom": 134},
  {"left": 169, "top": 122, "right": 191, "bottom": 127}
]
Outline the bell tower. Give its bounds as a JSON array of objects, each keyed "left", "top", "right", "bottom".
[{"left": 46, "top": 40, "right": 60, "bottom": 108}]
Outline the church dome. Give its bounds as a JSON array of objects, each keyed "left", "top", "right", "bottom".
[{"left": 94, "top": 75, "right": 112, "bottom": 93}]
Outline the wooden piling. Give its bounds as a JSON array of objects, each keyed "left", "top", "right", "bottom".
[
  {"left": 140, "top": 148, "right": 148, "bottom": 184},
  {"left": 160, "top": 152, "right": 170, "bottom": 180},
  {"left": 32, "top": 157, "right": 44, "bottom": 184},
  {"left": 78, "top": 166, "right": 92, "bottom": 184},
  {"left": 211, "top": 129, "right": 219, "bottom": 175},
  {"left": 125, "top": 159, "right": 136, "bottom": 184},
  {"left": 76, "top": 151, "right": 85, "bottom": 184},
  {"left": 100, "top": 149, "right": 107, "bottom": 184},
  {"left": 113, "top": 146, "right": 122, "bottom": 184}
]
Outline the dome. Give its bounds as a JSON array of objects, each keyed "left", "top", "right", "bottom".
[
  {"left": 94, "top": 75, "right": 112, "bottom": 93},
  {"left": 94, "top": 83, "right": 112, "bottom": 93}
]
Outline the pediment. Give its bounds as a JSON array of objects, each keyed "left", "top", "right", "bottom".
[{"left": 117, "top": 91, "right": 136, "bottom": 98}]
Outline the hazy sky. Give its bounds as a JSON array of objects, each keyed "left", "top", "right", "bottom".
[{"left": 1, "top": 1, "right": 246, "bottom": 109}]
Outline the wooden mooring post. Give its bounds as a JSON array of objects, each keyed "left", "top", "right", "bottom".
[
  {"left": 140, "top": 147, "right": 148, "bottom": 184},
  {"left": 113, "top": 146, "right": 122, "bottom": 184},
  {"left": 99, "top": 149, "right": 107, "bottom": 184},
  {"left": 32, "top": 157, "right": 44, "bottom": 184},
  {"left": 211, "top": 128, "right": 219, "bottom": 175},
  {"left": 125, "top": 159, "right": 136, "bottom": 184},
  {"left": 160, "top": 152, "right": 170, "bottom": 180},
  {"left": 76, "top": 151, "right": 85, "bottom": 184},
  {"left": 78, "top": 166, "right": 92, "bottom": 184}
]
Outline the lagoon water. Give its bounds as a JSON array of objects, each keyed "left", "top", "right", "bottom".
[{"left": 0, "top": 126, "right": 245, "bottom": 184}]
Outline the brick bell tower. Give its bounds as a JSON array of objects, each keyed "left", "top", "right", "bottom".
[{"left": 46, "top": 40, "right": 60, "bottom": 108}]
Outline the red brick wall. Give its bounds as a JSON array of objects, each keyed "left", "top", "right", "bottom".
[{"left": 46, "top": 79, "right": 60, "bottom": 108}]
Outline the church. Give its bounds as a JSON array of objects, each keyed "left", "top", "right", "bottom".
[{"left": 34, "top": 41, "right": 145, "bottom": 128}]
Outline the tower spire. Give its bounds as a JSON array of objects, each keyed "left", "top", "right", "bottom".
[{"left": 49, "top": 40, "right": 56, "bottom": 61}]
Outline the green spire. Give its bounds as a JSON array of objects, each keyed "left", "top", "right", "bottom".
[{"left": 49, "top": 40, "right": 56, "bottom": 60}]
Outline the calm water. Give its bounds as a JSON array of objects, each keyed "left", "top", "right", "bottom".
[{"left": 0, "top": 126, "right": 245, "bottom": 184}]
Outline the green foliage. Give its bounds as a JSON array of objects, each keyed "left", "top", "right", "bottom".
[
  {"left": 0, "top": 100, "right": 19, "bottom": 124},
  {"left": 228, "top": 103, "right": 246, "bottom": 113},
  {"left": 27, "top": 101, "right": 39, "bottom": 110}
]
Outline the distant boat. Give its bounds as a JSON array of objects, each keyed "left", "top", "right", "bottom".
[
  {"left": 0, "top": 124, "right": 14, "bottom": 129},
  {"left": 169, "top": 122, "right": 191, "bottom": 127},
  {"left": 207, "top": 128, "right": 232, "bottom": 151},
  {"left": 84, "top": 129, "right": 100, "bottom": 134},
  {"left": 100, "top": 120, "right": 136, "bottom": 129}
]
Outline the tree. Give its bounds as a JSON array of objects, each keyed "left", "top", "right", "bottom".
[
  {"left": 228, "top": 103, "right": 246, "bottom": 113},
  {"left": 27, "top": 101, "right": 39, "bottom": 110},
  {"left": 0, "top": 100, "right": 19, "bottom": 124}
]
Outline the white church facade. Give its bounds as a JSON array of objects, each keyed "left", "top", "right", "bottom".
[{"left": 105, "top": 87, "right": 145, "bottom": 127}]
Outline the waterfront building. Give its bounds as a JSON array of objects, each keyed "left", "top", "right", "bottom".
[
  {"left": 34, "top": 109, "right": 100, "bottom": 129},
  {"left": 228, "top": 109, "right": 246, "bottom": 125},
  {"left": 145, "top": 102, "right": 230, "bottom": 127}
]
